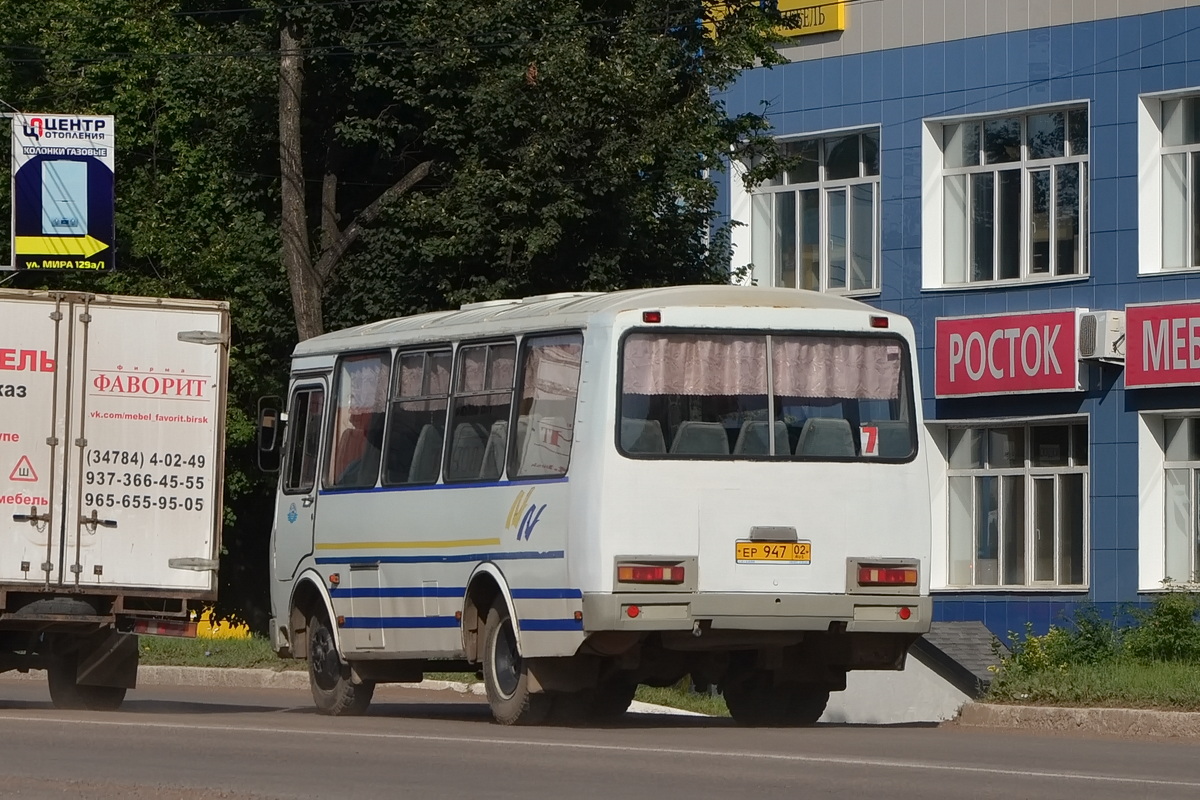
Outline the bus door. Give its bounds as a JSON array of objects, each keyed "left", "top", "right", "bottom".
[{"left": 273, "top": 381, "right": 327, "bottom": 582}]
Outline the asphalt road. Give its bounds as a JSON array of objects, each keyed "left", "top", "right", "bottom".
[{"left": 2, "top": 679, "right": 1198, "bottom": 800}]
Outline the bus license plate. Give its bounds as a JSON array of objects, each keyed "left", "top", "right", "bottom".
[{"left": 735, "top": 541, "right": 811, "bottom": 564}]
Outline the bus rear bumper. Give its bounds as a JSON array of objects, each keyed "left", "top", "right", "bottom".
[{"left": 581, "top": 592, "right": 932, "bottom": 635}]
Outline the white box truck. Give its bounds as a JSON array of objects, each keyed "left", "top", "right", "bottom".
[{"left": 0, "top": 290, "right": 228, "bottom": 709}]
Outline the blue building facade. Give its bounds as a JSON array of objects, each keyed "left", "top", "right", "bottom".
[{"left": 719, "top": 0, "right": 1200, "bottom": 639}]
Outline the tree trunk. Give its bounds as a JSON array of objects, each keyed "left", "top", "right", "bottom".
[{"left": 278, "top": 23, "right": 323, "bottom": 341}]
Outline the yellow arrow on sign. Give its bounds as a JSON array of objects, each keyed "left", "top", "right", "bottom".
[{"left": 14, "top": 234, "right": 108, "bottom": 258}]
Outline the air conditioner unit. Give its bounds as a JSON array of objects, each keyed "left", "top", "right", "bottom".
[{"left": 1078, "top": 310, "right": 1125, "bottom": 362}]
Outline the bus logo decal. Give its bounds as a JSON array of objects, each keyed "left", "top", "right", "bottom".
[
  {"left": 506, "top": 488, "right": 546, "bottom": 542},
  {"left": 287, "top": 503, "right": 298, "bottom": 524}
]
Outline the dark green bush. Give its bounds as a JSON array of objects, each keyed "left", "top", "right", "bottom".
[{"left": 1123, "top": 588, "right": 1200, "bottom": 663}]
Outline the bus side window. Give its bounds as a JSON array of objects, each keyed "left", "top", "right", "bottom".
[
  {"left": 383, "top": 350, "right": 451, "bottom": 485},
  {"left": 326, "top": 352, "right": 391, "bottom": 490},
  {"left": 446, "top": 342, "right": 516, "bottom": 482},
  {"left": 510, "top": 333, "right": 583, "bottom": 478}
]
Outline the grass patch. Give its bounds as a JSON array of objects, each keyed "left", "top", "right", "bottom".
[
  {"left": 635, "top": 681, "right": 730, "bottom": 716},
  {"left": 986, "top": 587, "right": 1200, "bottom": 710},
  {"left": 987, "top": 660, "right": 1200, "bottom": 710},
  {"left": 139, "top": 634, "right": 300, "bottom": 670}
]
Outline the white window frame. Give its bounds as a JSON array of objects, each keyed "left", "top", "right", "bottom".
[
  {"left": 1138, "top": 90, "right": 1200, "bottom": 275},
  {"left": 922, "top": 103, "right": 1091, "bottom": 290},
  {"left": 730, "top": 126, "right": 881, "bottom": 296},
  {"left": 927, "top": 416, "right": 1090, "bottom": 592},
  {"left": 1138, "top": 411, "right": 1200, "bottom": 589}
]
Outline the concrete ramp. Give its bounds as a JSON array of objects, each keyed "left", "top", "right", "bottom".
[{"left": 820, "top": 622, "right": 1006, "bottom": 724}]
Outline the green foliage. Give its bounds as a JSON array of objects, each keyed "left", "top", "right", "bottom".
[
  {"left": 988, "top": 589, "right": 1200, "bottom": 707},
  {"left": 1124, "top": 585, "right": 1200, "bottom": 663}
]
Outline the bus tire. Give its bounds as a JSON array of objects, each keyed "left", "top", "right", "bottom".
[
  {"left": 308, "top": 613, "right": 374, "bottom": 716},
  {"left": 47, "top": 656, "right": 126, "bottom": 711},
  {"left": 482, "top": 601, "right": 551, "bottom": 725},
  {"left": 724, "top": 671, "right": 828, "bottom": 727},
  {"left": 590, "top": 679, "right": 636, "bottom": 721}
]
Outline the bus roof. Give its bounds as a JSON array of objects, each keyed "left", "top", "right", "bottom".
[{"left": 294, "top": 284, "right": 888, "bottom": 357}]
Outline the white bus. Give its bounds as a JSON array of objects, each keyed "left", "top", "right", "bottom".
[{"left": 260, "top": 285, "right": 931, "bottom": 726}]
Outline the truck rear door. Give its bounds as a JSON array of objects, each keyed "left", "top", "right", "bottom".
[{"left": 1, "top": 292, "right": 227, "bottom": 594}]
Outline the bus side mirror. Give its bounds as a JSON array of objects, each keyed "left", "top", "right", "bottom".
[{"left": 257, "top": 396, "right": 283, "bottom": 473}]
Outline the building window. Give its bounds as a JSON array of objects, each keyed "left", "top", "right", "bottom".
[
  {"left": 945, "top": 421, "right": 1088, "bottom": 588},
  {"left": 1162, "top": 417, "right": 1200, "bottom": 583},
  {"left": 938, "top": 108, "right": 1088, "bottom": 285},
  {"left": 749, "top": 129, "right": 880, "bottom": 294},
  {"left": 1160, "top": 97, "right": 1200, "bottom": 270}
]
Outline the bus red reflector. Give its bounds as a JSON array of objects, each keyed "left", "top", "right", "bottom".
[
  {"left": 626, "top": 605, "right": 640, "bottom": 618},
  {"left": 870, "top": 315, "right": 889, "bottom": 328},
  {"left": 618, "top": 565, "right": 684, "bottom": 584},
  {"left": 642, "top": 310, "right": 662, "bottom": 323},
  {"left": 132, "top": 619, "right": 198, "bottom": 638},
  {"left": 857, "top": 567, "right": 918, "bottom": 586},
  {"left": 898, "top": 606, "right": 912, "bottom": 620}
]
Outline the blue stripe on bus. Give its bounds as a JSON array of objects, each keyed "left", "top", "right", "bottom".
[
  {"left": 316, "top": 550, "right": 565, "bottom": 565},
  {"left": 330, "top": 587, "right": 582, "bottom": 600},
  {"left": 319, "top": 475, "right": 568, "bottom": 497},
  {"left": 340, "top": 616, "right": 460, "bottom": 629},
  {"left": 519, "top": 618, "right": 584, "bottom": 632},
  {"left": 510, "top": 588, "right": 583, "bottom": 600},
  {"left": 339, "top": 616, "right": 581, "bottom": 631}
]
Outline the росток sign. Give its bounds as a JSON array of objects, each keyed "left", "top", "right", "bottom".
[{"left": 935, "top": 310, "right": 1083, "bottom": 398}]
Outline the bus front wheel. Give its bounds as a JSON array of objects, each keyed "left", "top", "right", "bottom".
[
  {"left": 482, "top": 601, "right": 551, "bottom": 725},
  {"left": 308, "top": 613, "right": 374, "bottom": 716}
]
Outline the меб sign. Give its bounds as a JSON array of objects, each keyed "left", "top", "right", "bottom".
[
  {"left": 1125, "top": 301, "right": 1200, "bottom": 388},
  {"left": 935, "top": 310, "right": 1084, "bottom": 398}
]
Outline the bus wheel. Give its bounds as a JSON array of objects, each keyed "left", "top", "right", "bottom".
[
  {"left": 308, "top": 613, "right": 374, "bottom": 716},
  {"left": 482, "top": 601, "right": 551, "bottom": 725},
  {"left": 590, "top": 679, "right": 636, "bottom": 721},
  {"left": 724, "top": 672, "right": 828, "bottom": 727},
  {"left": 47, "top": 655, "right": 126, "bottom": 711},
  {"left": 781, "top": 685, "right": 830, "bottom": 726}
]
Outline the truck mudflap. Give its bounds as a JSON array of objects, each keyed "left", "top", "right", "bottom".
[{"left": 73, "top": 629, "right": 139, "bottom": 689}]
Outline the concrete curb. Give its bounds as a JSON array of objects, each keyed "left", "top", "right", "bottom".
[
  {"left": 957, "top": 702, "right": 1200, "bottom": 738},
  {"left": 4, "top": 666, "right": 703, "bottom": 716}
]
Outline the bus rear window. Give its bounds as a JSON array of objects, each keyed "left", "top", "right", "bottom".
[{"left": 619, "top": 331, "right": 915, "bottom": 460}]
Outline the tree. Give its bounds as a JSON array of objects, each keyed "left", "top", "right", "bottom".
[{"left": 271, "top": 0, "right": 786, "bottom": 337}]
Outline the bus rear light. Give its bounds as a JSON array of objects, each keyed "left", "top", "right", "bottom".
[
  {"left": 869, "top": 315, "right": 889, "bottom": 328},
  {"left": 618, "top": 564, "right": 684, "bottom": 584},
  {"left": 642, "top": 310, "right": 662, "bottom": 323},
  {"left": 131, "top": 618, "right": 197, "bottom": 638},
  {"left": 626, "top": 605, "right": 640, "bottom": 618},
  {"left": 857, "top": 566, "right": 918, "bottom": 586},
  {"left": 898, "top": 606, "right": 912, "bottom": 620}
]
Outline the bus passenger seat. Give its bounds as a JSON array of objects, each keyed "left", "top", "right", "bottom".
[
  {"left": 795, "top": 418, "right": 856, "bottom": 457},
  {"left": 670, "top": 420, "right": 730, "bottom": 455},
  {"left": 620, "top": 418, "right": 666, "bottom": 454},
  {"left": 409, "top": 424, "right": 443, "bottom": 483},
  {"left": 873, "top": 420, "right": 913, "bottom": 458},
  {"left": 733, "top": 420, "right": 789, "bottom": 455},
  {"left": 479, "top": 421, "right": 509, "bottom": 480},
  {"left": 448, "top": 422, "right": 488, "bottom": 479}
]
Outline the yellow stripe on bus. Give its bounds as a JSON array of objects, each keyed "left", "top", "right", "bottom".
[{"left": 314, "top": 538, "right": 502, "bottom": 551}]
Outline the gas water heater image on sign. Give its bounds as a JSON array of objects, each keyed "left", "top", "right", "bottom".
[{"left": 41, "top": 160, "right": 88, "bottom": 236}]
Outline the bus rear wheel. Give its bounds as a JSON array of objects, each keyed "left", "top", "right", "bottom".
[
  {"left": 724, "top": 671, "right": 829, "bottom": 727},
  {"left": 308, "top": 613, "right": 374, "bottom": 716},
  {"left": 482, "top": 601, "right": 551, "bottom": 725}
]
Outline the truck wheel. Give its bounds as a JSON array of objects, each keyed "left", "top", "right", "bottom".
[
  {"left": 308, "top": 613, "right": 373, "bottom": 716},
  {"left": 47, "top": 656, "right": 126, "bottom": 711},
  {"left": 482, "top": 600, "right": 551, "bottom": 725}
]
